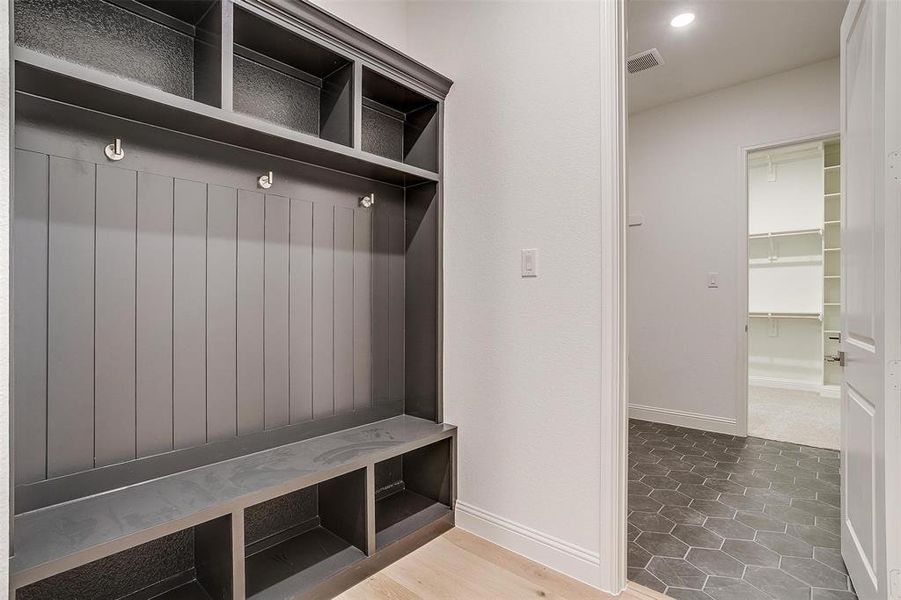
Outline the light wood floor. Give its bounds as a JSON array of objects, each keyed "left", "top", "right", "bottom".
[{"left": 337, "top": 528, "right": 666, "bottom": 600}]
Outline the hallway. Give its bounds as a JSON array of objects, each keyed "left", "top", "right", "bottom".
[{"left": 628, "top": 420, "right": 853, "bottom": 600}]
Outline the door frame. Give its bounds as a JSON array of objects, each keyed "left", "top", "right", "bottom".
[{"left": 736, "top": 130, "right": 840, "bottom": 438}]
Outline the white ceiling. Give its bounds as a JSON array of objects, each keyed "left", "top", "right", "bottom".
[{"left": 627, "top": 0, "right": 847, "bottom": 114}]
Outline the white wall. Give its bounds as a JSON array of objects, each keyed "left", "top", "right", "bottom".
[
  {"left": 313, "top": 0, "right": 609, "bottom": 587},
  {"left": 405, "top": 1, "right": 606, "bottom": 586},
  {"left": 628, "top": 58, "right": 839, "bottom": 433},
  {"left": 308, "top": 0, "right": 409, "bottom": 52}
]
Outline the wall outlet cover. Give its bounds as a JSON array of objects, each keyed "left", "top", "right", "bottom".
[{"left": 521, "top": 249, "right": 538, "bottom": 278}]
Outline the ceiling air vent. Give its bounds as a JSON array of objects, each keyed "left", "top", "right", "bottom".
[{"left": 627, "top": 48, "right": 664, "bottom": 74}]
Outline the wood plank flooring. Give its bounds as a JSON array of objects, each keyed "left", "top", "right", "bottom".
[{"left": 338, "top": 528, "right": 664, "bottom": 600}]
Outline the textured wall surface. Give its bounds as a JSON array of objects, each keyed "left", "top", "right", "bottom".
[
  {"left": 361, "top": 106, "right": 404, "bottom": 162},
  {"left": 233, "top": 56, "right": 321, "bottom": 136},
  {"left": 15, "top": 0, "right": 197, "bottom": 99},
  {"left": 17, "top": 530, "right": 194, "bottom": 600},
  {"left": 628, "top": 59, "right": 839, "bottom": 429},
  {"left": 245, "top": 487, "right": 318, "bottom": 548}
]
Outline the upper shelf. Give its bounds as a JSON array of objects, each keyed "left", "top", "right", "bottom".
[{"left": 12, "top": 0, "right": 453, "bottom": 187}]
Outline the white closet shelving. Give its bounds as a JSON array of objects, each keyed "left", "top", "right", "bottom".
[{"left": 747, "top": 138, "right": 841, "bottom": 396}]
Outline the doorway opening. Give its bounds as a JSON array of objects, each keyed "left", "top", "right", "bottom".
[{"left": 744, "top": 137, "right": 842, "bottom": 449}]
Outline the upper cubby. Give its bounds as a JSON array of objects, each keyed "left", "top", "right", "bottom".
[
  {"left": 14, "top": 0, "right": 224, "bottom": 107},
  {"left": 362, "top": 67, "right": 439, "bottom": 172},
  {"left": 233, "top": 6, "right": 353, "bottom": 146}
]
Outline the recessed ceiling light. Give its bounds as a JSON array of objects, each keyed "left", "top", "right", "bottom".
[{"left": 670, "top": 12, "right": 695, "bottom": 28}]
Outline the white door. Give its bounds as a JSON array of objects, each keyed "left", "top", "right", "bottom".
[{"left": 840, "top": 1, "right": 901, "bottom": 598}]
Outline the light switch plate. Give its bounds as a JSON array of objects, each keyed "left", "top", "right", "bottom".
[
  {"left": 707, "top": 272, "right": 719, "bottom": 288},
  {"left": 521, "top": 249, "right": 538, "bottom": 278}
]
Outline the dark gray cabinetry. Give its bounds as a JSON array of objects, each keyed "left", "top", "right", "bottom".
[{"left": 10, "top": 0, "right": 453, "bottom": 597}]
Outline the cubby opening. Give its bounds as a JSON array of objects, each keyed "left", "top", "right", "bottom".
[
  {"left": 17, "top": 515, "right": 234, "bottom": 600},
  {"left": 362, "top": 67, "right": 439, "bottom": 172},
  {"left": 14, "top": 0, "right": 223, "bottom": 106},
  {"left": 244, "top": 470, "right": 366, "bottom": 599},
  {"left": 375, "top": 438, "right": 452, "bottom": 550},
  {"left": 233, "top": 7, "right": 353, "bottom": 145}
]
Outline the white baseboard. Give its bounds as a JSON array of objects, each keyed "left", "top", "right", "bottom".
[
  {"left": 749, "top": 376, "right": 823, "bottom": 393},
  {"left": 628, "top": 404, "right": 738, "bottom": 435},
  {"left": 749, "top": 376, "right": 841, "bottom": 399},
  {"left": 454, "top": 500, "right": 603, "bottom": 589}
]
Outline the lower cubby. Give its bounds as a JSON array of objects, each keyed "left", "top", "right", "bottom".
[
  {"left": 17, "top": 515, "right": 234, "bottom": 600},
  {"left": 375, "top": 438, "right": 453, "bottom": 550},
  {"left": 244, "top": 469, "right": 367, "bottom": 599}
]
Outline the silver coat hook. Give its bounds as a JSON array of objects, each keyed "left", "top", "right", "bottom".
[
  {"left": 359, "top": 193, "right": 375, "bottom": 208},
  {"left": 258, "top": 171, "right": 273, "bottom": 189},
  {"left": 104, "top": 138, "right": 125, "bottom": 161}
]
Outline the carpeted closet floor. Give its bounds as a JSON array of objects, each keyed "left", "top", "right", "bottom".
[{"left": 628, "top": 419, "right": 854, "bottom": 600}]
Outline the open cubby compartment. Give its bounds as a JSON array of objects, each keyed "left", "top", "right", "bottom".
[
  {"left": 825, "top": 249, "right": 841, "bottom": 277},
  {"left": 362, "top": 67, "right": 439, "bottom": 172},
  {"left": 825, "top": 194, "right": 841, "bottom": 221},
  {"left": 375, "top": 438, "right": 452, "bottom": 550},
  {"left": 17, "top": 515, "right": 234, "bottom": 600},
  {"left": 824, "top": 277, "right": 841, "bottom": 304},
  {"left": 14, "top": 0, "right": 224, "bottom": 106},
  {"left": 824, "top": 304, "right": 841, "bottom": 331},
  {"left": 233, "top": 6, "right": 353, "bottom": 145},
  {"left": 824, "top": 139, "right": 841, "bottom": 169},
  {"left": 825, "top": 167, "right": 841, "bottom": 195},
  {"left": 825, "top": 220, "right": 841, "bottom": 249},
  {"left": 244, "top": 470, "right": 367, "bottom": 599}
]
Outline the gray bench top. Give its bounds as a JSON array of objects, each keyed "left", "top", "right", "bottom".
[{"left": 12, "top": 415, "right": 456, "bottom": 588}]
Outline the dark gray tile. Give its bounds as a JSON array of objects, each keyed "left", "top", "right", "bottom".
[
  {"left": 668, "top": 589, "right": 715, "bottom": 600},
  {"left": 683, "top": 455, "right": 720, "bottom": 467},
  {"left": 735, "top": 511, "right": 786, "bottom": 532},
  {"left": 630, "top": 494, "right": 664, "bottom": 513},
  {"left": 743, "top": 487, "right": 793, "bottom": 506},
  {"left": 704, "top": 478, "right": 747, "bottom": 495},
  {"left": 635, "top": 532, "right": 690, "bottom": 558},
  {"left": 787, "top": 524, "right": 841, "bottom": 549},
  {"left": 811, "top": 588, "right": 857, "bottom": 600},
  {"left": 628, "top": 468, "right": 644, "bottom": 481},
  {"left": 636, "top": 462, "right": 670, "bottom": 476},
  {"left": 764, "top": 503, "right": 816, "bottom": 526},
  {"left": 627, "top": 522, "right": 640, "bottom": 542},
  {"left": 792, "top": 499, "right": 841, "bottom": 518},
  {"left": 771, "top": 481, "right": 818, "bottom": 499},
  {"left": 743, "top": 566, "right": 810, "bottom": 600},
  {"left": 728, "top": 472, "right": 771, "bottom": 489},
  {"left": 628, "top": 511, "right": 676, "bottom": 533},
  {"left": 647, "top": 556, "right": 706, "bottom": 589},
  {"left": 703, "top": 576, "right": 771, "bottom": 600},
  {"left": 686, "top": 548, "right": 744, "bottom": 577},
  {"left": 690, "top": 499, "right": 736, "bottom": 518},
  {"left": 817, "top": 492, "right": 841, "bottom": 508},
  {"left": 679, "top": 484, "right": 722, "bottom": 500},
  {"left": 818, "top": 472, "right": 841, "bottom": 485},
  {"left": 758, "top": 453, "right": 803, "bottom": 467},
  {"left": 721, "top": 539, "right": 780, "bottom": 567},
  {"left": 629, "top": 480, "right": 653, "bottom": 495},
  {"left": 755, "top": 531, "right": 814, "bottom": 557},
  {"left": 628, "top": 567, "right": 667, "bottom": 593},
  {"left": 650, "top": 489, "right": 693, "bottom": 507},
  {"left": 752, "top": 468, "right": 796, "bottom": 484},
  {"left": 815, "top": 516, "right": 840, "bottom": 536},
  {"left": 652, "top": 447, "right": 686, "bottom": 459},
  {"left": 718, "top": 494, "right": 765, "bottom": 512},
  {"left": 781, "top": 557, "right": 849, "bottom": 590},
  {"left": 642, "top": 475, "right": 681, "bottom": 490},
  {"left": 658, "top": 457, "right": 697, "bottom": 472},
  {"left": 668, "top": 471, "right": 707, "bottom": 485},
  {"left": 672, "top": 524, "right": 724, "bottom": 549},
  {"left": 813, "top": 547, "right": 848, "bottom": 575},
  {"left": 794, "top": 476, "right": 841, "bottom": 495},
  {"left": 704, "top": 517, "right": 756, "bottom": 540},
  {"left": 629, "top": 541, "right": 653, "bottom": 568},
  {"left": 661, "top": 505, "right": 708, "bottom": 526}
]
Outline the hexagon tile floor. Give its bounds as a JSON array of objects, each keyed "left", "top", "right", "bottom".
[{"left": 628, "top": 419, "right": 854, "bottom": 600}]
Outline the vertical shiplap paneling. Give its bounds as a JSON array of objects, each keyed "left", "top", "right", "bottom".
[
  {"left": 173, "top": 179, "right": 207, "bottom": 448},
  {"left": 136, "top": 172, "right": 174, "bottom": 457},
  {"left": 47, "top": 157, "right": 95, "bottom": 477},
  {"left": 353, "top": 209, "right": 372, "bottom": 411},
  {"left": 371, "top": 209, "right": 390, "bottom": 404},
  {"left": 14, "top": 150, "right": 49, "bottom": 483},
  {"left": 388, "top": 215, "right": 405, "bottom": 404},
  {"left": 264, "top": 194, "right": 290, "bottom": 429},
  {"left": 312, "top": 203, "right": 334, "bottom": 418},
  {"left": 289, "top": 198, "right": 313, "bottom": 423},
  {"left": 237, "top": 189, "right": 265, "bottom": 434},
  {"left": 334, "top": 207, "right": 354, "bottom": 414},
  {"left": 94, "top": 165, "right": 137, "bottom": 467},
  {"left": 206, "top": 185, "right": 238, "bottom": 442}
]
